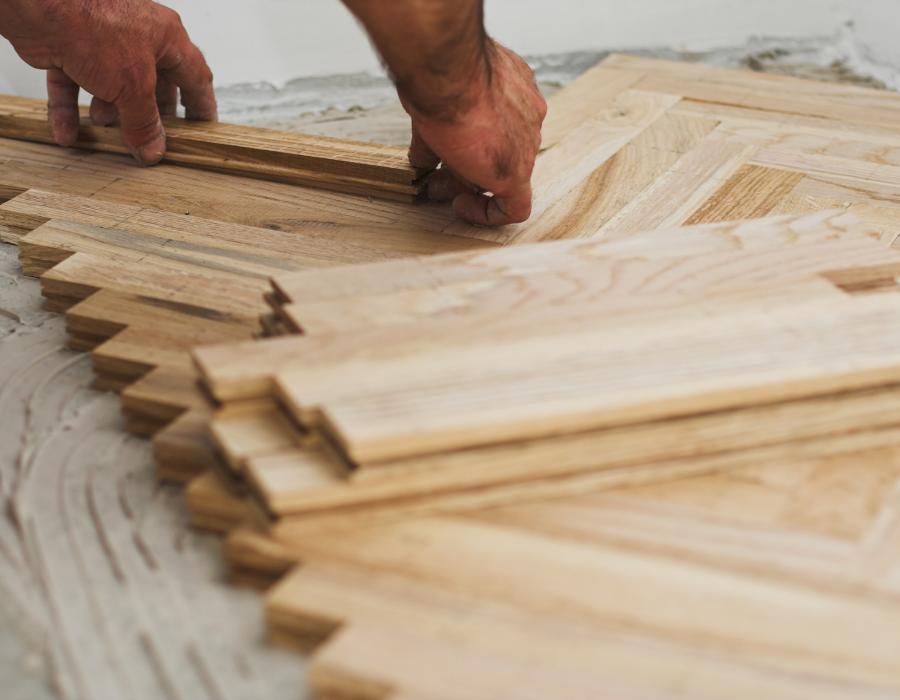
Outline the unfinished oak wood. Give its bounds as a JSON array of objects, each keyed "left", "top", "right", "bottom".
[
  {"left": 191, "top": 217, "right": 900, "bottom": 530},
  {"left": 1, "top": 189, "right": 488, "bottom": 263},
  {"left": 8, "top": 54, "right": 900, "bottom": 700},
  {"left": 270, "top": 210, "right": 874, "bottom": 336},
  {"left": 267, "top": 507, "right": 900, "bottom": 700},
  {"left": 198, "top": 212, "right": 891, "bottom": 403},
  {"left": 0, "top": 96, "right": 423, "bottom": 200}
]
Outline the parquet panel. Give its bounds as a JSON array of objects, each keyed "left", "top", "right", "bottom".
[
  {"left": 3, "top": 55, "right": 900, "bottom": 699},
  {"left": 0, "top": 97, "right": 423, "bottom": 200}
]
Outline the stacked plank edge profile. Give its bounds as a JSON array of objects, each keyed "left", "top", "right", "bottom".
[
  {"left": 3, "top": 54, "right": 900, "bottom": 698},
  {"left": 194, "top": 210, "right": 900, "bottom": 536},
  {"left": 0, "top": 95, "right": 424, "bottom": 201}
]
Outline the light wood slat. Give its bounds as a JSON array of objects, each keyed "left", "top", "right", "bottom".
[
  {"left": 286, "top": 286, "right": 900, "bottom": 463},
  {"left": 199, "top": 216, "right": 890, "bottom": 404},
  {"left": 273, "top": 517, "right": 900, "bottom": 693},
  {"left": 277, "top": 212, "right": 872, "bottom": 336},
  {"left": 210, "top": 400, "right": 308, "bottom": 475},
  {"left": 602, "top": 54, "right": 900, "bottom": 104},
  {"left": 1, "top": 189, "right": 489, "bottom": 261},
  {"left": 0, "top": 97, "right": 422, "bottom": 200},
  {"left": 185, "top": 472, "right": 253, "bottom": 533},
  {"left": 750, "top": 147, "right": 900, "bottom": 187},
  {"left": 540, "top": 65, "right": 644, "bottom": 150},
  {"left": 595, "top": 127, "right": 759, "bottom": 236},
  {"left": 476, "top": 446, "right": 900, "bottom": 581},
  {"left": 250, "top": 391, "right": 900, "bottom": 519},
  {"left": 270, "top": 560, "right": 899, "bottom": 700},
  {"left": 601, "top": 54, "right": 900, "bottom": 128},
  {"left": 153, "top": 410, "right": 219, "bottom": 482},
  {"left": 271, "top": 210, "right": 870, "bottom": 305},
  {"left": 121, "top": 366, "right": 209, "bottom": 435},
  {"left": 0, "top": 136, "right": 459, "bottom": 236},
  {"left": 513, "top": 113, "right": 720, "bottom": 243},
  {"left": 684, "top": 164, "right": 804, "bottom": 224},
  {"left": 37, "top": 250, "right": 265, "bottom": 318}
]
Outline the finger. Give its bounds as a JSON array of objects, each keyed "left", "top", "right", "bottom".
[
  {"left": 46, "top": 69, "right": 80, "bottom": 147},
  {"left": 89, "top": 96, "right": 118, "bottom": 126},
  {"left": 156, "top": 11, "right": 217, "bottom": 121},
  {"left": 426, "top": 168, "right": 473, "bottom": 203},
  {"left": 409, "top": 126, "right": 440, "bottom": 171},
  {"left": 115, "top": 83, "right": 166, "bottom": 165},
  {"left": 156, "top": 72, "right": 179, "bottom": 117},
  {"left": 453, "top": 181, "right": 533, "bottom": 226}
]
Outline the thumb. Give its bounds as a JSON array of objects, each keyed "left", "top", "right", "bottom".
[{"left": 115, "top": 84, "right": 166, "bottom": 165}]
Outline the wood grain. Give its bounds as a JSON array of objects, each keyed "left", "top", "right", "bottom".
[
  {"left": 7, "top": 54, "right": 900, "bottom": 700},
  {"left": 0, "top": 97, "right": 423, "bottom": 200}
]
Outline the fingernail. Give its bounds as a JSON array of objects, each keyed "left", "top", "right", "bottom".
[{"left": 136, "top": 143, "right": 165, "bottom": 166}]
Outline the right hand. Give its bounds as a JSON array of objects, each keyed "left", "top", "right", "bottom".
[
  {"left": 402, "top": 41, "right": 547, "bottom": 226},
  {"left": 2, "top": 0, "right": 217, "bottom": 164}
]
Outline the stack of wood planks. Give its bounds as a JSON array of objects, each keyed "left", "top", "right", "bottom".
[
  {"left": 190, "top": 212, "right": 900, "bottom": 537},
  {"left": 3, "top": 54, "right": 900, "bottom": 698},
  {"left": 0, "top": 95, "right": 425, "bottom": 200}
]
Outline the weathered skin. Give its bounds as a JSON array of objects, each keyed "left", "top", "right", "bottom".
[
  {"left": 0, "top": 0, "right": 217, "bottom": 164},
  {"left": 343, "top": 0, "right": 547, "bottom": 225},
  {"left": 0, "top": 0, "right": 546, "bottom": 225}
]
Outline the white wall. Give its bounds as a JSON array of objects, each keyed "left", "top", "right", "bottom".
[
  {"left": 853, "top": 0, "right": 900, "bottom": 75},
  {"left": 0, "top": 0, "right": 873, "bottom": 98}
]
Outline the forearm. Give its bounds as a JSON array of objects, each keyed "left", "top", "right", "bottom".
[
  {"left": 341, "top": 0, "right": 491, "bottom": 119},
  {"left": 0, "top": 0, "right": 63, "bottom": 44}
]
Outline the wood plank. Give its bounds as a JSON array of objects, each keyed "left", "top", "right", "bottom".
[
  {"left": 1, "top": 189, "right": 487, "bottom": 264},
  {"left": 514, "top": 113, "right": 720, "bottom": 242},
  {"left": 540, "top": 65, "right": 644, "bottom": 150},
  {"left": 685, "top": 164, "right": 805, "bottom": 224},
  {"left": 276, "top": 212, "right": 874, "bottom": 336},
  {"left": 270, "top": 516, "right": 900, "bottom": 697},
  {"left": 199, "top": 225, "right": 894, "bottom": 404},
  {"left": 250, "top": 390, "right": 900, "bottom": 520},
  {"left": 0, "top": 97, "right": 423, "bottom": 200},
  {"left": 153, "top": 410, "right": 218, "bottom": 482},
  {"left": 271, "top": 210, "right": 872, "bottom": 305},
  {"left": 595, "top": 127, "right": 758, "bottom": 236}
]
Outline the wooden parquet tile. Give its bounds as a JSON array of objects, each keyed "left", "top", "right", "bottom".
[{"left": 2, "top": 55, "right": 900, "bottom": 698}]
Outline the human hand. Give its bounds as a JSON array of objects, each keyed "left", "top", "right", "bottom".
[
  {"left": 1, "top": 0, "right": 217, "bottom": 164},
  {"left": 404, "top": 41, "right": 547, "bottom": 226}
]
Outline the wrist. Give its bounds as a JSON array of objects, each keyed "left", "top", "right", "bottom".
[{"left": 397, "top": 37, "right": 495, "bottom": 123}]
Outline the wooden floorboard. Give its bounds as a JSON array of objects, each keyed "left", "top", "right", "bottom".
[{"left": 3, "top": 55, "right": 900, "bottom": 699}]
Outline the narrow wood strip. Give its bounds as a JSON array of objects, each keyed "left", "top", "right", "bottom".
[
  {"left": 513, "top": 113, "right": 720, "bottom": 243},
  {"left": 271, "top": 210, "right": 871, "bottom": 306},
  {"left": 540, "top": 66, "right": 644, "bottom": 150},
  {"left": 251, "top": 388, "right": 900, "bottom": 519},
  {"left": 684, "top": 164, "right": 804, "bottom": 224},
  {"left": 274, "top": 516, "right": 900, "bottom": 696},
  {"left": 38, "top": 251, "right": 265, "bottom": 321},
  {"left": 596, "top": 128, "right": 757, "bottom": 237},
  {"left": 153, "top": 410, "right": 218, "bottom": 483},
  {"left": 210, "top": 400, "right": 307, "bottom": 475},
  {"left": 0, "top": 98, "right": 422, "bottom": 200},
  {"left": 280, "top": 226, "right": 884, "bottom": 338}
]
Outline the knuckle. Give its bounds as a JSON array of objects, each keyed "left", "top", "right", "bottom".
[{"left": 158, "top": 5, "right": 185, "bottom": 30}]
